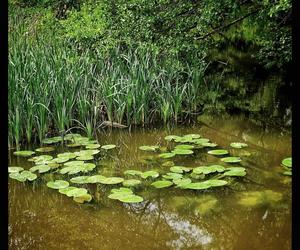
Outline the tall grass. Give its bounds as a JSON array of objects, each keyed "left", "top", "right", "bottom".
[{"left": 8, "top": 8, "right": 213, "bottom": 147}]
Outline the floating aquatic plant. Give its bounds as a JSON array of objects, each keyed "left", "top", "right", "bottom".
[
  {"left": 70, "top": 176, "right": 91, "bottom": 184},
  {"left": 173, "top": 178, "right": 192, "bottom": 187},
  {"left": 181, "top": 180, "right": 228, "bottom": 190},
  {"left": 76, "top": 155, "right": 94, "bottom": 161},
  {"left": 207, "top": 149, "right": 229, "bottom": 156},
  {"left": 29, "top": 165, "right": 51, "bottom": 174},
  {"left": 201, "top": 142, "right": 217, "bottom": 147},
  {"left": 192, "top": 165, "right": 225, "bottom": 175},
  {"left": 8, "top": 166, "right": 24, "bottom": 173},
  {"left": 281, "top": 157, "right": 292, "bottom": 168},
  {"left": 85, "top": 144, "right": 100, "bottom": 149},
  {"left": 139, "top": 145, "right": 159, "bottom": 151},
  {"left": 101, "top": 144, "right": 116, "bottom": 150},
  {"left": 170, "top": 166, "right": 191, "bottom": 173},
  {"left": 29, "top": 155, "right": 53, "bottom": 164},
  {"left": 172, "top": 149, "right": 194, "bottom": 155},
  {"left": 9, "top": 170, "right": 37, "bottom": 182},
  {"left": 35, "top": 147, "right": 55, "bottom": 152},
  {"left": 174, "top": 144, "right": 195, "bottom": 150},
  {"left": 151, "top": 180, "right": 173, "bottom": 188},
  {"left": 98, "top": 177, "right": 124, "bottom": 184},
  {"left": 87, "top": 175, "right": 107, "bottom": 183},
  {"left": 193, "top": 138, "right": 210, "bottom": 145},
  {"left": 223, "top": 167, "right": 246, "bottom": 177},
  {"left": 73, "top": 194, "right": 93, "bottom": 203},
  {"left": 141, "top": 170, "right": 159, "bottom": 179},
  {"left": 108, "top": 187, "right": 143, "bottom": 203},
  {"left": 162, "top": 172, "right": 183, "bottom": 180},
  {"left": 230, "top": 142, "right": 248, "bottom": 149},
  {"left": 159, "top": 152, "right": 176, "bottom": 158},
  {"left": 124, "top": 170, "right": 143, "bottom": 176},
  {"left": 164, "top": 135, "right": 181, "bottom": 141},
  {"left": 57, "top": 152, "right": 77, "bottom": 159},
  {"left": 47, "top": 180, "right": 69, "bottom": 189},
  {"left": 123, "top": 179, "right": 141, "bottom": 187},
  {"left": 13, "top": 150, "right": 35, "bottom": 157},
  {"left": 221, "top": 157, "right": 242, "bottom": 163}
]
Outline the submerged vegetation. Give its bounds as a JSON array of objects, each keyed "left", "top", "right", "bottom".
[{"left": 8, "top": 0, "right": 291, "bottom": 148}]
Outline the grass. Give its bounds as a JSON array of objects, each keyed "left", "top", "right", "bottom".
[{"left": 8, "top": 8, "right": 217, "bottom": 147}]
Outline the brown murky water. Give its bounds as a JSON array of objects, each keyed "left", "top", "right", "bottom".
[{"left": 8, "top": 115, "right": 292, "bottom": 250}]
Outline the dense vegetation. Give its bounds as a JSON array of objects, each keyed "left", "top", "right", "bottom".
[{"left": 9, "top": 0, "right": 292, "bottom": 148}]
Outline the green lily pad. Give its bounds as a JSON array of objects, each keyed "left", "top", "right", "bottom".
[
  {"left": 29, "top": 165, "right": 51, "bottom": 173},
  {"left": 29, "top": 155, "right": 53, "bottom": 164},
  {"left": 162, "top": 172, "right": 183, "bottom": 180},
  {"left": 223, "top": 167, "right": 246, "bottom": 177},
  {"left": 159, "top": 152, "right": 176, "bottom": 158},
  {"left": 184, "top": 134, "right": 201, "bottom": 139},
  {"left": 108, "top": 187, "right": 143, "bottom": 203},
  {"left": 221, "top": 157, "right": 242, "bottom": 163},
  {"left": 58, "top": 186, "right": 77, "bottom": 195},
  {"left": 201, "top": 142, "right": 218, "bottom": 147},
  {"left": 101, "top": 144, "right": 116, "bottom": 150},
  {"left": 173, "top": 178, "right": 192, "bottom": 187},
  {"left": 175, "top": 144, "right": 195, "bottom": 150},
  {"left": 124, "top": 170, "right": 143, "bottom": 176},
  {"left": 162, "top": 161, "right": 175, "bottom": 167},
  {"left": 9, "top": 170, "right": 37, "bottom": 182},
  {"left": 141, "top": 171, "right": 159, "bottom": 179},
  {"left": 99, "top": 177, "right": 124, "bottom": 184},
  {"left": 66, "top": 143, "right": 82, "bottom": 148},
  {"left": 73, "top": 194, "right": 93, "bottom": 203},
  {"left": 87, "top": 175, "right": 107, "bottom": 183},
  {"left": 123, "top": 179, "right": 141, "bottom": 187},
  {"left": 207, "top": 149, "right": 229, "bottom": 156},
  {"left": 118, "top": 194, "right": 143, "bottom": 203},
  {"left": 182, "top": 180, "right": 228, "bottom": 190},
  {"left": 174, "top": 135, "right": 194, "bottom": 143},
  {"left": 8, "top": 166, "right": 24, "bottom": 173},
  {"left": 193, "top": 165, "right": 225, "bottom": 175},
  {"left": 85, "top": 144, "right": 101, "bottom": 149},
  {"left": 42, "top": 136, "right": 63, "bottom": 144},
  {"left": 139, "top": 145, "right": 159, "bottom": 151},
  {"left": 64, "top": 160, "right": 85, "bottom": 167},
  {"left": 65, "top": 187, "right": 88, "bottom": 197},
  {"left": 283, "top": 171, "right": 292, "bottom": 176},
  {"left": 111, "top": 187, "right": 133, "bottom": 194},
  {"left": 57, "top": 152, "right": 77, "bottom": 159},
  {"left": 151, "top": 180, "right": 173, "bottom": 188},
  {"left": 281, "top": 157, "right": 292, "bottom": 168},
  {"left": 70, "top": 176, "right": 91, "bottom": 184},
  {"left": 75, "top": 149, "right": 100, "bottom": 156},
  {"left": 170, "top": 166, "right": 191, "bottom": 173},
  {"left": 13, "top": 151, "right": 35, "bottom": 157},
  {"left": 76, "top": 155, "right": 94, "bottom": 161},
  {"left": 193, "top": 138, "right": 210, "bottom": 144},
  {"left": 172, "top": 149, "right": 194, "bottom": 155},
  {"left": 52, "top": 157, "right": 69, "bottom": 164},
  {"left": 230, "top": 142, "right": 248, "bottom": 149},
  {"left": 164, "top": 135, "right": 182, "bottom": 141},
  {"left": 47, "top": 180, "right": 69, "bottom": 189},
  {"left": 35, "top": 147, "right": 55, "bottom": 152}
]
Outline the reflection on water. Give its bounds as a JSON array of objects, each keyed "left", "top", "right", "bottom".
[{"left": 9, "top": 115, "right": 291, "bottom": 250}]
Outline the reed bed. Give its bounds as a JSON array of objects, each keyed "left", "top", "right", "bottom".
[{"left": 9, "top": 9, "right": 216, "bottom": 148}]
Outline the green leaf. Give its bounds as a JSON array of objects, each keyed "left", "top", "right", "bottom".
[
  {"left": 98, "top": 177, "right": 124, "bottom": 184},
  {"left": 221, "top": 157, "right": 242, "bottom": 163},
  {"left": 123, "top": 179, "right": 141, "bottom": 187},
  {"left": 139, "top": 145, "right": 159, "bottom": 151},
  {"left": 101, "top": 144, "right": 116, "bottom": 150},
  {"left": 162, "top": 172, "right": 183, "bottom": 180},
  {"left": 8, "top": 166, "right": 24, "bottom": 173},
  {"left": 281, "top": 157, "right": 292, "bottom": 168},
  {"left": 141, "top": 170, "right": 159, "bottom": 179},
  {"left": 207, "top": 149, "right": 229, "bottom": 155},
  {"left": 47, "top": 180, "right": 69, "bottom": 189},
  {"left": 35, "top": 147, "right": 55, "bottom": 152},
  {"left": 170, "top": 166, "right": 191, "bottom": 173},
  {"left": 159, "top": 152, "right": 176, "bottom": 158},
  {"left": 230, "top": 142, "right": 248, "bottom": 149},
  {"left": 174, "top": 144, "right": 195, "bottom": 150},
  {"left": 223, "top": 167, "right": 246, "bottom": 177},
  {"left": 29, "top": 165, "right": 51, "bottom": 173},
  {"left": 73, "top": 194, "right": 93, "bottom": 203},
  {"left": 13, "top": 151, "right": 35, "bottom": 157},
  {"left": 151, "top": 180, "right": 173, "bottom": 188},
  {"left": 192, "top": 165, "right": 225, "bottom": 175},
  {"left": 172, "top": 149, "right": 194, "bottom": 155},
  {"left": 70, "top": 176, "right": 91, "bottom": 184},
  {"left": 85, "top": 144, "right": 100, "bottom": 149},
  {"left": 124, "top": 170, "right": 143, "bottom": 176}
]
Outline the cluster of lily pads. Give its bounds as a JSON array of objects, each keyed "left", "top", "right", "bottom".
[{"left": 9, "top": 132, "right": 291, "bottom": 204}]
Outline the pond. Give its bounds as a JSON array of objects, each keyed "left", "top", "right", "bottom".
[{"left": 8, "top": 115, "right": 291, "bottom": 250}]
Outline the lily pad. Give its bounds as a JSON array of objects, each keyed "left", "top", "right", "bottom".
[
  {"left": 66, "top": 143, "right": 82, "bottom": 148},
  {"left": 162, "top": 172, "right": 183, "bottom": 180},
  {"left": 9, "top": 170, "right": 37, "bottom": 182},
  {"left": 175, "top": 144, "right": 195, "bottom": 150},
  {"left": 35, "top": 147, "right": 55, "bottom": 152},
  {"left": 159, "top": 152, "right": 176, "bottom": 158},
  {"left": 123, "top": 179, "right": 141, "bottom": 187},
  {"left": 182, "top": 180, "right": 228, "bottom": 190},
  {"left": 52, "top": 157, "right": 69, "bottom": 164},
  {"left": 65, "top": 187, "right": 88, "bottom": 197},
  {"left": 73, "top": 194, "right": 93, "bottom": 203},
  {"left": 58, "top": 186, "right": 77, "bottom": 195},
  {"left": 42, "top": 136, "right": 63, "bottom": 144},
  {"left": 118, "top": 194, "right": 143, "bottom": 203},
  {"left": 29, "top": 165, "right": 51, "bottom": 173},
  {"left": 223, "top": 167, "right": 246, "bottom": 177},
  {"left": 124, "top": 170, "right": 143, "bottom": 176},
  {"left": 8, "top": 166, "right": 24, "bottom": 173},
  {"left": 184, "top": 134, "right": 201, "bottom": 139},
  {"left": 29, "top": 155, "right": 53, "bottom": 164},
  {"left": 85, "top": 144, "right": 101, "bottom": 149},
  {"left": 230, "top": 142, "right": 248, "bottom": 149},
  {"left": 141, "top": 171, "right": 159, "bottom": 179},
  {"left": 57, "top": 152, "right": 77, "bottom": 159},
  {"left": 101, "top": 144, "right": 116, "bottom": 150},
  {"left": 164, "top": 135, "right": 182, "bottom": 141},
  {"left": 111, "top": 187, "right": 133, "bottom": 194},
  {"left": 173, "top": 178, "right": 192, "bottom": 187},
  {"left": 207, "top": 149, "right": 229, "bottom": 156},
  {"left": 170, "top": 166, "right": 191, "bottom": 173},
  {"left": 201, "top": 142, "right": 217, "bottom": 147},
  {"left": 281, "top": 157, "right": 292, "bottom": 168},
  {"left": 172, "top": 149, "right": 194, "bottom": 155},
  {"left": 221, "top": 157, "right": 242, "bottom": 163},
  {"left": 99, "top": 177, "right": 124, "bottom": 184},
  {"left": 87, "top": 175, "right": 107, "bottom": 183},
  {"left": 192, "top": 165, "right": 225, "bottom": 175},
  {"left": 139, "top": 145, "right": 159, "bottom": 151},
  {"left": 283, "top": 171, "right": 292, "bottom": 176},
  {"left": 76, "top": 155, "right": 94, "bottom": 161},
  {"left": 47, "top": 180, "right": 69, "bottom": 189},
  {"left": 70, "top": 176, "right": 91, "bottom": 184},
  {"left": 13, "top": 151, "right": 35, "bottom": 157},
  {"left": 151, "top": 180, "right": 173, "bottom": 188},
  {"left": 193, "top": 138, "right": 210, "bottom": 144}
]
